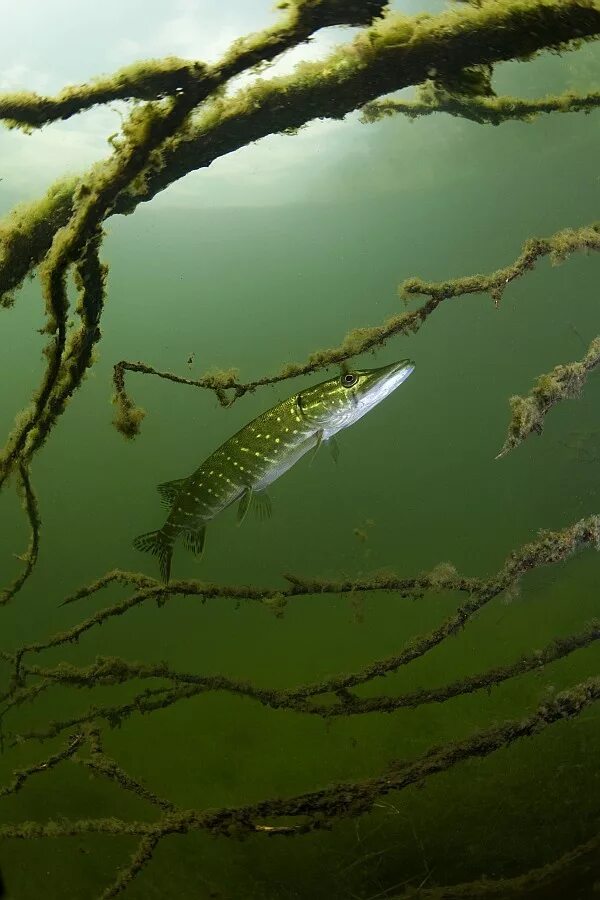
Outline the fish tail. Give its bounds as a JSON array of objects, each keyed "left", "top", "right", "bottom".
[{"left": 133, "top": 529, "right": 173, "bottom": 582}]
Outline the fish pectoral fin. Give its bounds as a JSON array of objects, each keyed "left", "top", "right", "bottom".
[
  {"left": 253, "top": 491, "right": 272, "bottom": 521},
  {"left": 237, "top": 487, "right": 253, "bottom": 526},
  {"left": 308, "top": 430, "right": 324, "bottom": 467},
  {"left": 328, "top": 436, "right": 340, "bottom": 464},
  {"left": 183, "top": 525, "right": 206, "bottom": 558},
  {"left": 157, "top": 477, "right": 187, "bottom": 507},
  {"left": 237, "top": 488, "right": 272, "bottom": 524}
]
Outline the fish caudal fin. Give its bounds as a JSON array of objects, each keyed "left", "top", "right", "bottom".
[{"left": 133, "top": 529, "right": 173, "bottom": 582}]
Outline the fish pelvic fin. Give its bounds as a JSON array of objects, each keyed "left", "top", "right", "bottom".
[
  {"left": 133, "top": 529, "right": 173, "bottom": 582},
  {"left": 183, "top": 525, "right": 206, "bottom": 558}
]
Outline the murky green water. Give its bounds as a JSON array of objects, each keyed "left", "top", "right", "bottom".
[{"left": 0, "top": 4, "right": 599, "bottom": 898}]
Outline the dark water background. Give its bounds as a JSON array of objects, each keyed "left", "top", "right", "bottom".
[{"left": 0, "top": 11, "right": 599, "bottom": 899}]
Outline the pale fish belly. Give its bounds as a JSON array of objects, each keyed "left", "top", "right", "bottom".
[
  {"left": 164, "top": 405, "right": 318, "bottom": 532},
  {"left": 253, "top": 430, "right": 318, "bottom": 491}
]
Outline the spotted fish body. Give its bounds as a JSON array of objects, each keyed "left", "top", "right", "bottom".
[{"left": 134, "top": 359, "right": 415, "bottom": 580}]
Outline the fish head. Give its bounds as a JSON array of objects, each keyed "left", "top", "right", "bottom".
[{"left": 297, "top": 359, "right": 415, "bottom": 436}]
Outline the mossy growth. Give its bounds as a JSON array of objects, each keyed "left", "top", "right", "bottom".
[
  {"left": 497, "top": 337, "right": 600, "bottom": 458},
  {"left": 112, "top": 394, "right": 146, "bottom": 439}
]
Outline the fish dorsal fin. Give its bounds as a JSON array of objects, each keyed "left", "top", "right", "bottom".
[
  {"left": 157, "top": 477, "right": 187, "bottom": 506},
  {"left": 183, "top": 525, "right": 206, "bottom": 557}
]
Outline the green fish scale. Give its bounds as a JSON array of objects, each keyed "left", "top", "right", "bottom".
[{"left": 164, "top": 395, "right": 315, "bottom": 534}]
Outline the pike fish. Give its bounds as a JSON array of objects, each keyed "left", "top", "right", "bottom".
[{"left": 134, "top": 359, "right": 415, "bottom": 581}]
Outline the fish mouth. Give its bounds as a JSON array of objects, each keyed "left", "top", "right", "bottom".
[
  {"left": 389, "top": 359, "right": 415, "bottom": 378},
  {"left": 359, "top": 359, "right": 415, "bottom": 404},
  {"left": 379, "top": 359, "right": 415, "bottom": 387}
]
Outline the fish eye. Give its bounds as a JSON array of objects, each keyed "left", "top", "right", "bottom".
[{"left": 340, "top": 372, "right": 358, "bottom": 388}]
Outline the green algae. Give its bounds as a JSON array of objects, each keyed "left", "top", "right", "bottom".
[{"left": 0, "top": 1, "right": 599, "bottom": 897}]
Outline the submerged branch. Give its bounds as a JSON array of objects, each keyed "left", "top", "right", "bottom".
[
  {"left": 7, "top": 620, "right": 598, "bottom": 744},
  {"left": 0, "top": 60, "right": 208, "bottom": 129},
  {"left": 3, "top": 515, "right": 598, "bottom": 743},
  {"left": 113, "top": 0, "right": 600, "bottom": 214},
  {"left": 112, "top": 223, "right": 600, "bottom": 423},
  {"left": 0, "top": 732, "right": 83, "bottom": 799},
  {"left": 0, "top": 232, "right": 108, "bottom": 489},
  {"left": 9, "top": 512, "right": 595, "bottom": 672},
  {"left": 0, "top": 4, "right": 599, "bottom": 895},
  {"left": 362, "top": 86, "right": 600, "bottom": 126},
  {"left": 1, "top": 676, "right": 598, "bottom": 900},
  {"left": 399, "top": 223, "right": 600, "bottom": 307},
  {"left": 79, "top": 727, "right": 176, "bottom": 813},
  {"left": 394, "top": 831, "right": 600, "bottom": 898},
  {"left": 0, "top": 0, "right": 387, "bottom": 472},
  {"left": 0, "top": 1, "right": 386, "bottom": 129},
  {"left": 497, "top": 336, "right": 600, "bottom": 458},
  {"left": 2, "top": 0, "right": 599, "bottom": 310},
  {"left": 0, "top": 464, "right": 41, "bottom": 606}
]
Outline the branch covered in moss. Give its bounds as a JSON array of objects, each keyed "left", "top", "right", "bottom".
[
  {"left": 12, "top": 514, "right": 600, "bottom": 663},
  {"left": 0, "top": 60, "right": 208, "bottom": 129},
  {"left": 0, "top": 464, "right": 40, "bottom": 606},
  {"left": 0, "top": 178, "right": 76, "bottom": 308},
  {"left": 0, "top": 0, "right": 389, "bottom": 481},
  {"left": 111, "top": 223, "right": 600, "bottom": 420},
  {"left": 497, "top": 336, "right": 600, "bottom": 459},
  {"left": 78, "top": 727, "right": 176, "bottom": 813},
  {"left": 1, "top": 677, "right": 598, "bottom": 900},
  {"left": 113, "top": 0, "right": 600, "bottom": 214},
  {"left": 6, "top": 620, "right": 597, "bottom": 744},
  {"left": 0, "top": 1, "right": 387, "bottom": 129},
  {"left": 0, "top": 732, "right": 83, "bottom": 798},
  {"left": 0, "top": 230, "right": 108, "bottom": 489},
  {"left": 400, "top": 223, "right": 600, "bottom": 306},
  {"left": 2, "top": 0, "right": 599, "bottom": 312},
  {"left": 3, "top": 514, "right": 598, "bottom": 741},
  {"left": 393, "top": 831, "right": 600, "bottom": 898},
  {"left": 362, "top": 85, "right": 600, "bottom": 126}
]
